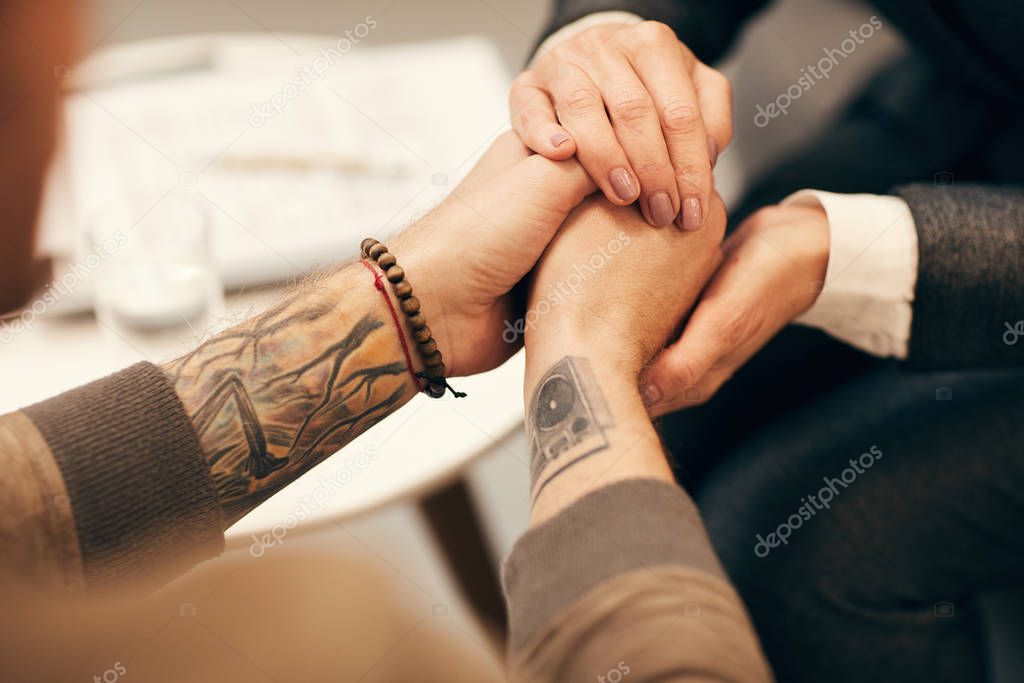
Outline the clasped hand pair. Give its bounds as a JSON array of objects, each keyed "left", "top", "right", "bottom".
[{"left": 396, "top": 128, "right": 827, "bottom": 414}]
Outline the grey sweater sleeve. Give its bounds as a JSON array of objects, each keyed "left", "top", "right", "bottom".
[
  {"left": 21, "top": 362, "right": 224, "bottom": 586},
  {"left": 503, "top": 479, "right": 773, "bottom": 681},
  {"left": 536, "top": 0, "right": 768, "bottom": 64},
  {"left": 894, "top": 183, "right": 1024, "bottom": 370}
]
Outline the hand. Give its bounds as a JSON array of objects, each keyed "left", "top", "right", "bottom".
[
  {"left": 640, "top": 204, "right": 830, "bottom": 415},
  {"left": 394, "top": 132, "right": 596, "bottom": 377},
  {"left": 510, "top": 21, "right": 732, "bottom": 228},
  {"left": 524, "top": 193, "right": 726, "bottom": 377}
]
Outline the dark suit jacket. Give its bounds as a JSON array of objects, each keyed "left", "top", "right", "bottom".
[{"left": 540, "top": 0, "right": 1024, "bottom": 370}]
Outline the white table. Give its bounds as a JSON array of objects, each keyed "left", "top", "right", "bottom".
[{"left": 2, "top": 31, "right": 525, "bottom": 632}]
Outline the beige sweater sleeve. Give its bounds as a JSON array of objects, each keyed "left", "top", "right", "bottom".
[
  {"left": 0, "top": 411, "right": 85, "bottom": 589},
  {"left": 2, "top": 363, "right": 771, "bottom": 681},
  {"left": 2, "top": 362, "right": 224, "bottom": 589},
  {"left": 503, "top": 479, "right": 773, "bottom": 682}
]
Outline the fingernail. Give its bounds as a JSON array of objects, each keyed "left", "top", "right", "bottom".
[
  {"left": 609, "top": 167, "right": 638, "bottom": 202},
  {"left": 649, "top": 192, "right": 676, "bottom": 227},
  {"left": 551, "top": 131, "right": 570, "bottom": 147},
  {"left": 643, "top": 383, "right": 662, "bottom": 406},
  {"left": 682, "top": 197, "right": 703, "bottom": 230},
  {"left": 707, "top": 135, "right": 719, "bottom": 167}
]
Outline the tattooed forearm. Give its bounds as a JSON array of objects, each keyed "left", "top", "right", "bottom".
[
  {"left": 166, "top": 274, "right": 415, "bottom": 524},
  {"left": 527, "top": 356, "right": 614, "bottom": 498}
]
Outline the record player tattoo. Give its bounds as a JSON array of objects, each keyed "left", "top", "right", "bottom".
[{"left": 528, "top": 356, "right": 614, "bottom": 494}]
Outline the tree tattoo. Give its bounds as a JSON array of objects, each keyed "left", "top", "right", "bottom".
[
  {"left": 167, "top": 284, "right": 412, "bottom": 524},
  {"left": 527, "top": 356, "right": 614, "bottom": 497}
]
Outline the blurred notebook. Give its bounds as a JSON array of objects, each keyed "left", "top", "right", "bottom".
[{"left": 39, "top": 34, "right": 510, "bottom": 308}]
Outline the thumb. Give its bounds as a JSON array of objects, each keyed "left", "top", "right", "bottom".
[
  {"left": 492, "top": 152, "right": 597, "bottom": 221},
  {"left": 454, "top": 152, "right": 596, "bottom": 274},
  {"left": 456, "top": 130, "right": 531, "bottom": 194},
  {"left": 641, "top": 300, "right": 722, "bottom": 414}
]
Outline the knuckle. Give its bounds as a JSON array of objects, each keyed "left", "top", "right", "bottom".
[
  {"left": 716, "top": 308, "right": 757, "bottom": 349},
  {"left": 662, "top": 99, "right": 702, "bottom": 133},
  {"left": 575, "top": 26, "right": 609, "bottom": 51},
  {"left": 511, "top": 70, "right": 535, "bottom": 90},
  {"left": 667, "top": 359, "right": 700, "bottom": 393},
  {"left": 548, "top": 53, "right": 580, "bottom": 80},
  {"left": 673, "top": 164, "right": 707, "bottom": 194},
  {"left": 708, "top": 71, "right": 735, "bottom": 137},
  {"left": 717, "top": 315, "right": 747, "bottom": 350},
  {"left": 634, "top": 158, "right": 671, "bottom": 179},
  {"left": 720, "top": 79, "right": 734, "bottom": 115},
  {"left": 516, "top": 108, "right": 539, "bottom": 132},
  {"left": 553, "top": 61, "right": 579, "bottom": 80},
  {"left": 707, "top": 67, "right": 732, "bottom": 98},
  {"left": 550, "top": 44, "right": 575, "bottom": 62},
  {"left": 609, "top": 87, "right": 655, "bottom": 124},
  {"left": 563, "top": 85, "right": 604, "bottom": 117},
  {"left": 637, "top": 20, "right": 677, "bottom": 44}
]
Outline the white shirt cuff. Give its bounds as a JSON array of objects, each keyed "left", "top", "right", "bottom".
[
  {"left": 531, "top": 12, "right": 645, "bottom": 67},
  {"left": 783, "top": 190, "right": 919, "bottom": 359}
]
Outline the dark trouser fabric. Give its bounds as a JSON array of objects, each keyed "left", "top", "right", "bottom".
[
  {"left": 668, "top": 329, "right": 1024, "bottom": 682},
  {"left": 659, "top": 53, "right": 1024, "bottom": 682}
]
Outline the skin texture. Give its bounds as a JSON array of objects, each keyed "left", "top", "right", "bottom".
[
  {"left": 526, "top": 195, "right": 725, "bottom": 373},
  {"left": 527, "top": 355, "right": 614, "bottom": 497},
  {"left": 167, "top": 140, "right": 729, "bottom": 529},
  {"left": 167, "top": 133, "right": 597, "bottom": 525},
  {"left": 513, "top": 20, "right": 831, "bottom": 415},
  {"left": 523, "top": 195, "right": 725, "bottom": 524},
  {"left": 166, "top": 272, "right": 413, "bottom": 524},
  {"left": 512, "top": 20, "right": 732, "bottom": 228},
  {"left": 641, "top": 203, "right": 831, "bottom": 415},
  {"left": 393, "top": 133, "right": 595, "bottom": 377}
]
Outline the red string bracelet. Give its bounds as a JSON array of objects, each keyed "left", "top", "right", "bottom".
[
  {"left": 360, "top": 258, "right": 424, "bottom": 392},
  {"left": 360, "top": 239, "right": 465, "bottom": 399}
]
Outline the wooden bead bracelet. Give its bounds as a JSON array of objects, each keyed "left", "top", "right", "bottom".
[{"left": 360, "top": 238, "right": 465, "bottom": 399}]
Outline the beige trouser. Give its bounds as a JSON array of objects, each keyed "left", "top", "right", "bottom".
[{"left": 0, "top": 547, "right": 503, "bottom": 683}]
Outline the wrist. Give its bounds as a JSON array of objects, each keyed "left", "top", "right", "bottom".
[
  {"left": 525, "top": 316, "right": 646, "bottom": 383},
  {"left": 523, "top": 348, "right": 670, "bottom": 526},
  {"left": 770, "top": 197, "right": 831, "bottom": 308},
  {"left": 368, "top": 238, "right": 455, "bottom": 379},
  {"left": 525, "top": 320, "right": 645, "bottom": 398},
  {"left": 791, "top": 203, "right": 831, "bottom": 314},
  {"left": 321, "top": 265, "right": 426, "bottom": 391}
]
